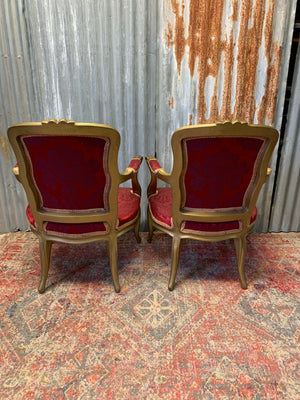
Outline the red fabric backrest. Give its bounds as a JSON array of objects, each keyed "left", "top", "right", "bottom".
[
  {"left": 182, "top": 137, "right": 265, "bottom": 209},
  {"left": 22, "top": 135, "right": 109, "bottom": 211}
]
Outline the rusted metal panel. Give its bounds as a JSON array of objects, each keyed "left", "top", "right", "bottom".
[
  {"left": 156, "top": 0, "right": 297, "bottom": 232},
  {"left": 161, "top": 0, "right": 286, "bottom": 125}
]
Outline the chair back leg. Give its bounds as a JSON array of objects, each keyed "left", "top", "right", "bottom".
[
  {"left": 234, "top": 236, "right": 248, "bottom": 289},
  {"left": 147, "top": 207, "right": 154, "bottom": 243},
  {"left": 168, "top": 235, "right": 182, "bottom": 291},
  {"left": 108, "top": 237, "right": 120, "bottom": 293},
  {"left": 134, "top": 210, "right": 141, "bottom": 244},
  {"left": 38, "top": 238, "right": 53, "bottom": 293}
]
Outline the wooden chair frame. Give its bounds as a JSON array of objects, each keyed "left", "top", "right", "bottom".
[
  {"left": 146, "top": 121, "right": 279, "bottom": 290},
  {"left": 8, "top": 119, "right": 143, "bottom": 293}
]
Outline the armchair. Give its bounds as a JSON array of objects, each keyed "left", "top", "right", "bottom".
[
  {"left": 146, "top": 121, "right": 278, "bottom": 290},
  {"left": 8, "top": 119, "right": 143, "bottom": 293}
]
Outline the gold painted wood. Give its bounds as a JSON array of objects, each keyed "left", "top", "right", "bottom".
[
  {"left": 8, "top": 120, "right": 143, "bottom": 293},
  {"left": 146, "top": 121, "right": 279, "bottom": 290}
]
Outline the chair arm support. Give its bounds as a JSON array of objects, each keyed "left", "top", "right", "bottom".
[
  {"left": 119, "top": 155, "right": 143, "bottom": 195},
  {"left": 146, "top": 156, "right": 171, "bottom": 197}
]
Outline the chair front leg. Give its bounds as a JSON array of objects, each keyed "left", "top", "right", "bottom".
[
  {"left": 134, "top": 210, "right": 141, "bottom": 244},
  {"left": 168, "top": 235, "right": 182, "bottom": 291},
  {"left": 38, "top": 238, "right": 52, "bottom": 293},
  {"left": 108, "top": 237, "right": 120, "bottom": 293},
  {"left": 234, "top": 236, "right": 248, "bottom": 289},
  {"left": 147, "top": 206, "right": 154, "bottom": 243}
]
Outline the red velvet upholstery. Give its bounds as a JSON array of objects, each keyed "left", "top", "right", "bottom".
[
  {"left": 149, "top": 188, "right": 257, "bottom": 233},
  {"left": 183, "top": 137, "right": 265, "bottom": 209},
  {"left": 117, "top": 188, "right": 140, "bottom": 228},
  {"left": 149, "top": 188, "right": 173, "bottom": 228},
  {"left": 182, "top": 207, "right": 257, "bottom": 233},
  {"left": 128, "top": 158, "right": 142, "bottom": 172},
  {"left": 27, "top": 188, "right": 140, "bottom": 237},
  {"left": 148, "top": 159, "right": 162, "bottom": 172},
  {"left": 22, "top": 136, "right": 109, "bottom": 210}
]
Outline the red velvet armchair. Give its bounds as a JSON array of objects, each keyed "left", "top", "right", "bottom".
[
  {"left": 8, "top": 119, "right": 143, "bottom": 293},
  {"left": 146, "top": 121, "right": 278, "bottom": 290}
]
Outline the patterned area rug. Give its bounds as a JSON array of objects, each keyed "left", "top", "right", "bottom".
[{"left": 0, "top": 231, "right": 299, "bottom": 399}]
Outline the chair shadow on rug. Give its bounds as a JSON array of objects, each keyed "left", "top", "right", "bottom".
[
  {"left": 8, "top": 119, "right": 143, "bottom": 293},
  {"left": 146, "top": 121, "right": 278, "bottom": 290}
]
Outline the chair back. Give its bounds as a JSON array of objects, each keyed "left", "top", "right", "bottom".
[
  {"left": 8, "top": 120, "right": 121, "bottom": 229},
  {"left": 171, "top": 121, "right": 278, "bottom": 230}
]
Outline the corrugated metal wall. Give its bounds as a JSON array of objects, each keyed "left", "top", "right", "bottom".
[
  {"left": 0, "top": 0, "right": 157, "bottom": 231},
  {"left": 270, "top": 41, "right": 300, "bottom": 232},
  {"left": 0, "top": 0, "right": 298, "bottom": 233},
  {"left": 0, "top": 0, "right": 36, "bottom": 232}
]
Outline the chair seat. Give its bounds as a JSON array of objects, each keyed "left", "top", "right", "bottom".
[
  {"left": 149, "top": 188, "right": 257, "bottom": 234},
  {"left": 26, "top": 188, "right": 140, "bottom": 237}
]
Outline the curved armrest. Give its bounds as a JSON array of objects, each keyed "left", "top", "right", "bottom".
[
  {"left": 146, "top": 156, "right": 171, "bottom": 197},
  {"left": 120, "top": 155, "right": 143, "bottom": 195},
  {"left": 146, "top": 156, "right": 171, "bottom": 181},
  {"left": 124, "top": 155, "right": 143, "bottom": 174}
]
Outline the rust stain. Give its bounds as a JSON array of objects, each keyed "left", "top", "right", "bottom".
[
  {"left": 233, "top": 1, "right": 266, "bottom": 122},
  {"left": 165, "top": 0, "right": 281, "bottom": 124},
  {"left": 257, "top": 1, "right": 281, "bottom": 125},
  {"left": 171, "top": 0, "right": 186, "bottom": 74},
  {"left": 189, "top": 113, "right": 193, "bottom": 125},
  {"left": 231, "top": 0, "right": 239, "bottom": 22},
  {"left": 169, "top": 96, "right": 175, "bottom": 108},
  {"left": 164, "top": 21, "right": 173, "bottom": 47},
  {"left": 257, "top": 42, "right": 282, "bottom": 124}
]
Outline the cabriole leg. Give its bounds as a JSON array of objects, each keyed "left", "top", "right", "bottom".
[
  {"left": 108, "top": 237, "right": 120, "bottom": 293},
  {"left": 168, "top": 236, "right": 182, "bottom": 291},
  {"left": 147, "top": 207, "right": 154, "bottom": 243},
  {"left": 134, "top": 211, "right": 141, "bottom": 244}
]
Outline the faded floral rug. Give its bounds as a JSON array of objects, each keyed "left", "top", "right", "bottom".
[{"left": 0, "top": 231, "right": 299, "bottom": 399}]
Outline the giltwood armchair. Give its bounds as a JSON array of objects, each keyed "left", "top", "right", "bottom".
[
  {"left": 146, "top": 121, "right": 278, "bottom": 290},
  {"left": 8, "top": 119, "right": 143, "bottom": 293}
]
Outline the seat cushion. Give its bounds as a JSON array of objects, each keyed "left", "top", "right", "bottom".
[
  {"left": 149, "top": 188, "right": 257, "bottom": 234},
  {"left": 26, "top": 188, "right": 140, "bottom": 238}
]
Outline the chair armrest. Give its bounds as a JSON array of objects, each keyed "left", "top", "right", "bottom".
[
  {"left": 120, "top": 155, "right": 143, "bottom": 195},
  {"left": 124, "top": 155, "right": 143, "bottom": 174},
  {"left": 12, "top": 163, "right": 21, "bottom": 182},
  {"left": 146, "top": 156, "right": 171, "bottom": 180},
  {"left": 146, "top": 156, "right": 171, "bottom": 197},
  {"left": 147, "top": 157, "right": 163, "bottom": 173}
]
